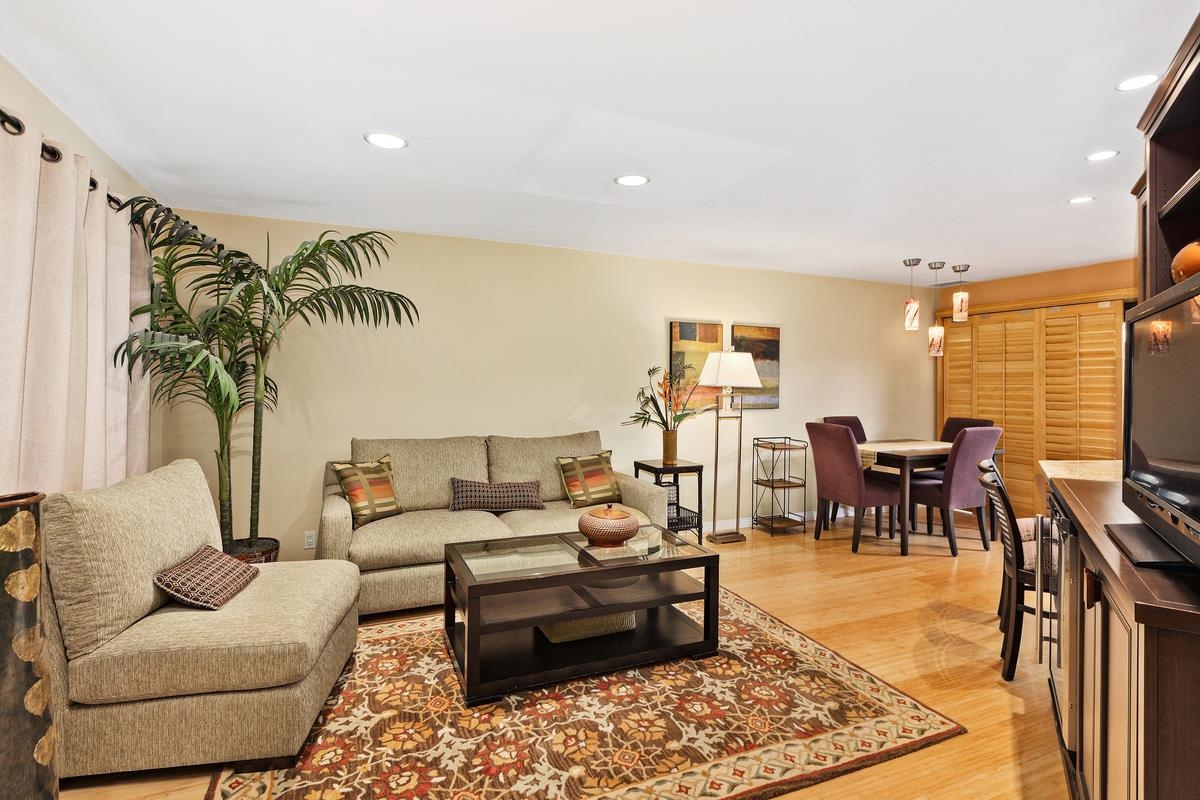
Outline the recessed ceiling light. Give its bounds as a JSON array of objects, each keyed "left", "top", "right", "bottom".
[
  {"left": 614, "top": 174, "right": 650, "bottom": 187},
  {"left": 1069, "top": 196, "right": 1095, "bottom": 204},
  {"left": 1117, "top": 74, "right": 1160, "bottom": 92},
  {"left": 1085, "top": 150, "right": 1120, "bottom": 162},
  {"left": 363, "top": 132, "right": 409, "bottom": 150}
]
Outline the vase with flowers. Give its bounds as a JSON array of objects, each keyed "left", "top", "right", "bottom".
[{"left": 624, "top": 365, "right": 710, "bottom": 464}]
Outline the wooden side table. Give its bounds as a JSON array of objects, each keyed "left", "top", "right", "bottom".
[{"left": 633, "top": 459, "right": 704, "bottom": 544}]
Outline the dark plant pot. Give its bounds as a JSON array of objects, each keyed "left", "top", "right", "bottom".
[
  {"left": 226, "top": 537, "right": 280, "bottom": 564},
  {"left": 1, "top": 491, "right": 57, "bottom": 800}
]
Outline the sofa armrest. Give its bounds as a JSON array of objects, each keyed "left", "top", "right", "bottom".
[
  {"left": 614, "top": 472, "right": 668, "bottom": 528},
  {"left": 317, "top": 485, "right": 354, "bottom": 561}
]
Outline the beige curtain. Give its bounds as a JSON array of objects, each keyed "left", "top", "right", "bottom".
[{"left": 1, "top": 105, "right": 149, "bottom": 493}]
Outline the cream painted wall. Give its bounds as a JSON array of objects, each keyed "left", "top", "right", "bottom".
[
  {"left": 151, "top": 209, "right": 937, "bottom": 560},
  {"left": 0, "top": 55, "right": 146, "bottom": 197}
]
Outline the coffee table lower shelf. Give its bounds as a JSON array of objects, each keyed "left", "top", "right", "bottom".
[{"left": 446, "top": 605, "right": 714, "bottom": 705}]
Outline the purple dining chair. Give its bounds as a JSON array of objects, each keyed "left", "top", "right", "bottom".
[
  {"left": 806, "top": 422, "right": 901, "bottom": 553},
  {"left": 821, "top": 415, "right": 867, "bottom": 443},
  {"left": 913, "top": 417, "right": 996, "bottom": 535},
  {"left": 908, "top": 426, "right": 1003, "bottom": 556},
  {"left": 940, "top": 417, "right": 994, "bottom": 443},
  {"left": 821, "top": 416, "right": 868, "bottom": 523}
]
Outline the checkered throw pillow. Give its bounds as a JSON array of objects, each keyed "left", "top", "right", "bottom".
[
  {"left": 557, "top": 450, "right": 622, "bottom": 508},
  {"left": 449, "top": 478, "right": 544, "bottom": 512},
  {"left": 331, "top": 454, "right": 404, "bottom": 528},
  {"left": 154, "top": 545, "right": 258, "bottom": 610}
]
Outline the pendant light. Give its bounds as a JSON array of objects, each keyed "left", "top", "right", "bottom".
[
  {"left": 927, "top": 262, "right": 945, "bottom": 357},
  {"left": 951, "top": 264, "right": 971, "bottom": 322},
  {"left": 902, "top": 258, "right": 921, "bottom": 330}
]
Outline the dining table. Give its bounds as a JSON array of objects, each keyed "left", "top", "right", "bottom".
[{"left": 858, "top": 439, "right": 954, "bottom": 557}]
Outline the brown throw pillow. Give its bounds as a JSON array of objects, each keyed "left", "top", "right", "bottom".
[
  {"left": 450, "top": 478, "right": 544, "bottom": 512},
  {"left": 154, "top": 545, "right": 258, "bottom": 610},
  {"left": 557, "top": 450, "right": 622, "bottom": 508},
  {"left": 331, "top": 454, "right": 404, "bottom": 528}
]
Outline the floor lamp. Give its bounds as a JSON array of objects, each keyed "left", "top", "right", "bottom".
[{"left": 698, "top": 350, "right": 761, "bottom": 544}]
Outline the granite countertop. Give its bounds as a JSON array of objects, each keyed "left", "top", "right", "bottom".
[{"left": 1038, "top": 459, "right": 1123, "bottom": 482}]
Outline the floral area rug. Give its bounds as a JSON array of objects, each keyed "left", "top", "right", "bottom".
[{"left": 207, "top": 589, "right": 962, "bottom": 799}]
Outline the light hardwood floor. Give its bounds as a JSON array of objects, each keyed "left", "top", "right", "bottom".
[{"left": 61, "top": 512, "right": 1068, "bottom": 800}]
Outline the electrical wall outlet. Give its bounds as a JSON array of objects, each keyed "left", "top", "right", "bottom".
[{"left": 304, "top": 530, "right": 316, "bottom": 550}]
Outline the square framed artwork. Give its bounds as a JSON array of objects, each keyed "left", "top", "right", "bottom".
[
  {"left": 731, "top": 324, "right": 780, "bottom": 409},
  {"left": 669, "top": 321, "right": 723, "bottom": 411}
]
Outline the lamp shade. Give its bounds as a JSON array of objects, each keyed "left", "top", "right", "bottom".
[
  {"left": 952, "top": 290, "right": 969, "bottom": 322},
  {"left": 697, "top": 351, "right": 761, "bottom": 389}
]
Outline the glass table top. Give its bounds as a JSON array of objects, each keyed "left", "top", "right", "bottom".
[{"left": 452, "top": 526, "right": 708, "bottom": 582}]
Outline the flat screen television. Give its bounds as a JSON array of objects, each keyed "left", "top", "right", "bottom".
[{"left": 1124, "top": 270, "right": 1200, "bottom": 568}]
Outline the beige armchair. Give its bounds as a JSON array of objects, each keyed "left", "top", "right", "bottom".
[{"left": 40, "top": 459, "right": 360, "bottom": 777}]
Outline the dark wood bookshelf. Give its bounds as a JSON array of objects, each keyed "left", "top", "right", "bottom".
[
  {"left": 1136, "top": 14, "right": 1200, "bottom": 300},
  {"left": 1158, "top": 164, "right": 1200, "bottom": 219}
]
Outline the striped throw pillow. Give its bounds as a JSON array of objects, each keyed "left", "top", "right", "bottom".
[
  {"left": 557, "top": 450, "right": 622, "bottom": 508},
  {"left": 331, "top": 455, "right": 404, "bottom": 528}
]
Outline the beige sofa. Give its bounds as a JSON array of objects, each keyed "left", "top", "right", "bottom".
[
  {"left": 318, "top": 430, "right": 667, "bottom": 614},
  {"left": 40, "top": 459, "right": 360, "bottom": 777}
]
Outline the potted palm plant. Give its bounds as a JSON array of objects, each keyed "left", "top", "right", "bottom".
[
  {"left": 119, "top": 197, "right": 420, "bottom": 561},
  {"left": 117, "top": 201, "right": 252, "bottom": 547},
  {"left": 229, "top": 231, "right": 418, "bottom": 560},
  {"left": 623, "top": 365, "right": 710, "bottom": 464}
]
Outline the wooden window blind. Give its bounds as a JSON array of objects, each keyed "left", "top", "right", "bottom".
[{"left": 936, "top": 301, "right": 1125, "bottom": 516}]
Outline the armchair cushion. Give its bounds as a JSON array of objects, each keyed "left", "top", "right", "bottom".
[
  {"left": 67, "top": 559, "right": 359, "bottom": 705},
  {"left": 346, "top": 509, "right": 511, "bottom": 571},
  {"left": 351, "top": 436, "right": 487, "bottom": 511},
  {"left": 42, "top": 459, "right": 222, "bottom": 660},
  {"left": 486, "top": 431, "right": 603, "bottom": 502}
]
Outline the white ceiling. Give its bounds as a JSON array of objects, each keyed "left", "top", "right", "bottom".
[{"left": 2, "top": 1, "right": 1195, "bottom": 283}]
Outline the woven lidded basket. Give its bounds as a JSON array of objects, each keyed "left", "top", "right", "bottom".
[{"left": 578, "top": 504, "right": 639, "bottom": 547}]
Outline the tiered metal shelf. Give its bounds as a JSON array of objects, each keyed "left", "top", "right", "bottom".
[{"left": 752, "top": 437, "right": 808, "bottom": 534}]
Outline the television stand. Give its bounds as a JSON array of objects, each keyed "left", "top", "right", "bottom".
[{"left": 1105, "top": 523, "right": 1200, "bottom": 574}]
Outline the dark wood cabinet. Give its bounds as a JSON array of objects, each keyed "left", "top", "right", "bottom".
[
  {"left": 1135, "top": 15, "right": 1200, "bottom": 299},
  {"left": 1052, "top": 478, "right": 1200, "bottom": 800}
]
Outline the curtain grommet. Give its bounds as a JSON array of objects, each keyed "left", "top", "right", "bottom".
[{"left": 0, "top": 109, "right": 24, "bottom": 136}]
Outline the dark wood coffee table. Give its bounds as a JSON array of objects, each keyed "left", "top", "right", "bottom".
[{"left": 444, "top": 525, "right": 719, "bottom": 705}]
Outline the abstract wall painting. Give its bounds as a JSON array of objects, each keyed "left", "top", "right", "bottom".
[
  {"left": 669, "top": 321, "right": 723, "bottom": 411},
  {"left": 731, "top": 324, "right": 780, "bottom": 409}
]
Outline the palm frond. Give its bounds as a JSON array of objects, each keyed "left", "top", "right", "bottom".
[{"left": 287, "top": 283, "right": 419, "bottom": 327}]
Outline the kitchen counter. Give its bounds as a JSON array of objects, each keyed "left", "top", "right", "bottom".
[{"left": 1038, "top": 459, "right": 1122, "bottom": 482}]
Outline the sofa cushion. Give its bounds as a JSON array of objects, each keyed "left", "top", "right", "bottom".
[
  {"left": 67, "top": 559, "right": 359, "bottom": 704},
  {"left": 352, "top": 436, "right": 487, "bottom": 511},
  {"left": 347, "top": 509, "right": 511, "bottom": 571},
  {"left": 331, "top": 454, "right": 404, "bottom": 526},
  {"left": 498, "top": 500, "right": 651, "bottom": 537},
  {"left": 487, "top": 431, "right": 603, "bottom": 502},
  {"left": 42, "top": 459, "right": 223, "bottom": 660}
]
